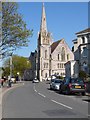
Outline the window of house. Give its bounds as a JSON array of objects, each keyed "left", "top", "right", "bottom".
[
  {"left": 67, "top": 54, "right": 69, "bottom": 60},
  {"left": 83, "top": 47, "right": 87, "bottom": 57},
  {"left": 82, "top": 37, "right": 85, "bottom": 44},
  {"left": 45, "top": 50, "right": 47, "bottom": 58},
  {"left": 61, "top": 47, "right": 65, "bottom": 61}
]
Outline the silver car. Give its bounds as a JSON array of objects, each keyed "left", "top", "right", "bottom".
[{"left": 50, "top": 79, "right": 62, "bottom": 90}]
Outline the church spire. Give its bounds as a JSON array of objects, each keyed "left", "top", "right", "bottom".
[{"left": 40, "top": 3, "right": 47, "bottom": 33}]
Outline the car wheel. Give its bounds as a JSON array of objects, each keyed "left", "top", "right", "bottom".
[
  {"left": 65, "top": 88, "right": 70, "bottom": 95},
  {"left": 82, "top": 92, "right": 85, "bottom": 96},
  {"left": 50, "top": 86, "right": 52, "bottom": 90},
  {"left": 59, "top": 87, "right": 62, "bottom": 94}
]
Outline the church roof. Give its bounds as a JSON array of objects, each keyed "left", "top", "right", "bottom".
[
  {"left": 51, "top": 39, "right": 62, "bottom": 53},
  {"left": 76, "top": 28, "right": 90, "bottom": 35}
]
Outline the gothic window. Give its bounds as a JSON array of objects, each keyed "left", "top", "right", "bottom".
[
  {"left": 46, "top": 63, "right": 48, "bottom": 68},
  {"left": 60, "top": 63, "right": 61, "bottom": 68},
  {"left": 61, "top": 47, "right": 65, "bottom": 61},
  {"left": 45, "top": 73, "right": 47, "bottom": 78},
  {"left": 58, "top": 54, "right": 60, "bottom": 60},
  {"left": 44, "top": 63, "right": 45, "bottom": 68},
  {"left": 62, "top": 64, "right": 63, "bottom": 68},
  {"left": 45, "top": 50, "right": 47, "bottom": 58},
  {"left": 61, "top": 73, "right": 62, "bottom": 76},
  {"left": 57, "top": 63, "right": 59, "bottom": 68}
]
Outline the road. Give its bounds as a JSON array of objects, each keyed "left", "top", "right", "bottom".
[{"left": 2, "top": 81, "right": 90, "bottom": 119}]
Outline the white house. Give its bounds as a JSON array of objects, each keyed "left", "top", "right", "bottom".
[
  {"left": 65, "top": 60, "right": 79, "bottom": 78},
  {"left": 73, "top": 28, "right": 90, "bottom": 75}
]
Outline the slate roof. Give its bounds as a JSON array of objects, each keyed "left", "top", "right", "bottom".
[
  {"left": 76, "top": 28, "right": 90, "bottom": 34},
  {"left": 51, "top": 39, "right": 63, "bottom": 53}
]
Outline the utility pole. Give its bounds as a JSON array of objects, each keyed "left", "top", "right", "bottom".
[{"left": 10, "top": 52, "right": 13, "bottom": 80}]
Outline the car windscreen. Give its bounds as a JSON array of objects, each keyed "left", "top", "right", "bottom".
[
  {"left": 55, "top": 80, "right": 62, "bottom": 83},
  {"left": 71, "top": 78, "right": 84, "bottom": 84}
]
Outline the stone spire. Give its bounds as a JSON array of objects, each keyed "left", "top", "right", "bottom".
[{"left": 40, "top": 3, "right": 47, "bottom": 33}]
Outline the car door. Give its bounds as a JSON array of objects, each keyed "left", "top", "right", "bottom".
[{"left": 63, "top": 78, "right": 70, "bottom": 92}]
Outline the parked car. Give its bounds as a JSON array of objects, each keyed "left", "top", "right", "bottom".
[
  {"left": 50, "top": 79, "right": 62, "bottom": 90},
  {"left": 32, "top": 78, "right": 39, "bottom": 83},
  {"left": 59, "top": 77, "right": 86, "bottom": 95},
  {"left": 50, "top": 79, "right": 55, "bottom": 89}
]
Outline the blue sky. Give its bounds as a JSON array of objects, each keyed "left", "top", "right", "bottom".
[{"left": 14, "top": 2, "right": 88, "bottom": 57}]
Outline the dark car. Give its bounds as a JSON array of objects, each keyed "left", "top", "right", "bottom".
[{"left": 59, "top": 77, "right": 86, "bottom": 95}]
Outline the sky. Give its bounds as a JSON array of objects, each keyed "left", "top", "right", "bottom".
[{"left": 12, "top": 2, "right": 88, "bottom": 57}]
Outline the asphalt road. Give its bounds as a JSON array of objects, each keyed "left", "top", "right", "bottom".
[{"left": 2, "top": 81, "right": 90, "bottom": 118}]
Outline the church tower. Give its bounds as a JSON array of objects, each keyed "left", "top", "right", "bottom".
[{"left": 37, "top": 3, "right": 52, "bottom": 81}]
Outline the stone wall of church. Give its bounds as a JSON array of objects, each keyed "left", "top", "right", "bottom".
[{"left": 51, "top": 41, "right": 74, "bottom": 77}]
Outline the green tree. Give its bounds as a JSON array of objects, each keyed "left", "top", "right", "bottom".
[
  {"left": 3, "top": 55, "right": 31, "bottom": 77},
  {"left": 79, "top": 70, "right": 87, "bottom": 80},
  {"left": 1, "top": 2, "right": 32, "bottom": 58}
]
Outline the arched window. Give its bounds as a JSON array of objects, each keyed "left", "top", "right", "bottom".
[
  {"left": 45, "top": 73, "right": 47, "bottom": 78},
  {"left": 58, "top": 54, "right": 59, "bottom": 60},
  {"left": 61, "top": 47, "right": 65, "bottom": 61},
  {"left": 45, "top": 50, "right": 47, "bottom": 58}
]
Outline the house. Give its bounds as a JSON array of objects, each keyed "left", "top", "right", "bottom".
[{"left": 73, "top": 28, "right": 90, "bottom": 75}]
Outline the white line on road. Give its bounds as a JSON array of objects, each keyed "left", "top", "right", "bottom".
[
  {"left": 38, "top": 93, "right": 46, "bottom": 98},
  {"left": 83, "top": 101, "right": 88, "bottom": 104},
  {"left": 33, "top": 85, "right": 37, "bottom": 92},
  {"left": 35, "top": 89, "right": 37, "bottom": 92},
  {"left": 51, "top": 99, "right": 72, "bottom": 110}
]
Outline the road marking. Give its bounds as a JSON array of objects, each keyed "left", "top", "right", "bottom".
[
  {"left": 83, "top": 101, "right": 88, "bottom": 104},
  {"left": 35, "top": 89, "right": 37, "bottom": 92},
  {"left": 33, "top": 85, "right": 35, "bottom": 90},
  {"left": 51, "top": 99, "right": 72, "bottom": 110},
  {"left": 33, "top": 85, "right": 37, "bottom": 92},
  {"left": 38, "top": 93, "right": 46, "bottom": 98}
]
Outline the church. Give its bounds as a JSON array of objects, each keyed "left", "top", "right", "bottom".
[{"left": 28, "top": 3, "right": 74, "bottom": 81}]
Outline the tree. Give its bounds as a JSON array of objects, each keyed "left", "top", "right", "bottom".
[
  {"left": 79, "top": 70, "right": 87, "bottom": 80},
  {"left": 0, "top": 2, "right": 32, "bottom": 58},
  {"left": 3, "top": 55, "right": 31, "bottom": 77}
]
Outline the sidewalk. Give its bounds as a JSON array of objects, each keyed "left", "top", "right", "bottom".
[{"left": 0, "top": 81, "right": 24, "bottom": 95}]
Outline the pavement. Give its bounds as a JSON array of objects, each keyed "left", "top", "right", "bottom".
[
  {"left": 0, "top": 81, "right": 24, "bottom": 120},
  {"left": 1, "top": 81, "right": 90, "bottom": 119}
]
